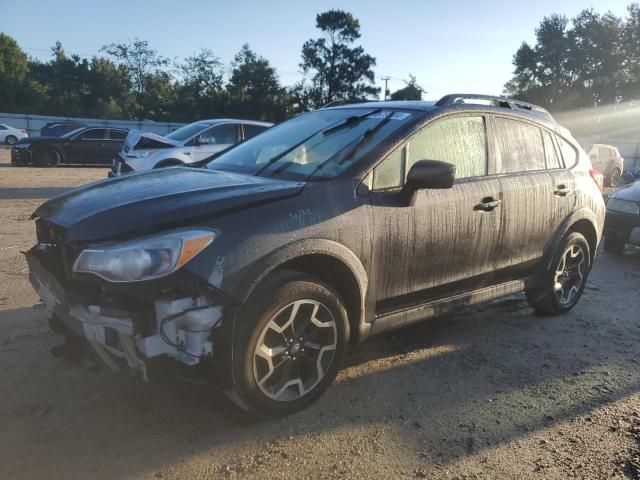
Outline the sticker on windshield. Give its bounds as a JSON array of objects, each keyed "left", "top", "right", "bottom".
[{"left": 368, "top": 111, "right": 412, "bottom": 120}]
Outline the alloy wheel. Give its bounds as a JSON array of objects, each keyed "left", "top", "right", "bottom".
[
  {"left": 253, "top": 299, "right": 337, "bottom": 402},
  {"left": 553, "top": 244, "right": 586, "bottom": 306}
]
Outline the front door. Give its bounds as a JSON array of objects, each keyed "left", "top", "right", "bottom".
[
  {"left": 368, "top": 114, "right": 504, "bottom": 313},
  {"left": 66, "top": 128, "right": 110, "bottom": 164},
  {"left": 191, "top": 124, "right": 239, "bottom": 162}
]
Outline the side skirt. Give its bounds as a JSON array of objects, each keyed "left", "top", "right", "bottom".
[{"left": 369, "top": 279, "right": 528, "bottom": 336}]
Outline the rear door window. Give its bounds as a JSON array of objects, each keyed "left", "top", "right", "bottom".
[
  {"left": 493, "top": 118, "right": 545, "bottom": 173},
  {"left": 109, "top": 129, "right": 127, "bottom": 140},
  {"left": 542, "top": 131, "right": 563, "bottom": 169},
  {"left": 244, "top": 124, "right": 267, "bottom": 140}
]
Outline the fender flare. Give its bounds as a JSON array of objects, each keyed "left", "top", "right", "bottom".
[
  {"left": 233, "top": 238, "right": 369, "bottom": 330},
  {"left": 542, "top": 207, "right": 601, "bottom": 273}
]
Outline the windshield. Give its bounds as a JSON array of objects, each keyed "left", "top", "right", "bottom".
[
  {"left": 61, "top": 127, "right": 87, "bottom": 138},
  {"left": 206, "top": 108, "right": 414, "bottom": 180},
  {"left": 166, "top": 122, "right": 212, "bottom": 142}
]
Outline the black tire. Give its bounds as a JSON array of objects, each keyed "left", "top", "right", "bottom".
[
  {"left": 228, "top": 270, "right": 349, "bottom": 417},
  {"left": 35, "top": 149, "right": 61, "bottom": 167},
  {"left": 608, "top": 167, "right": 622, "bottom": 187},
  {"left": 604, "top": 235, "right": 626, "bottom": 255},
  {"left": 5, "top": 135, "right": 18, "bottom": 146},
  {"left": 526, "top": 231, "right": 592, "bottom": 315}
]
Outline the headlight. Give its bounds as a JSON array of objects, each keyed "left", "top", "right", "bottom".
[
  {"left": 73, "top": 230, "right": 216, "bottom": 282},
  {"left": 15, "top": 143, "right": 30, "bottom": 149},
  {"left": 127, "top": 150, "right": 155, "bottom": 158},
  {"left": 607, "top": 198, "right": 640, "bottom": 215}
]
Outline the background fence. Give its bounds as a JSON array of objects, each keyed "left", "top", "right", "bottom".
[{"left": 0, "top": 112, "right": 186, "bottom": 137}]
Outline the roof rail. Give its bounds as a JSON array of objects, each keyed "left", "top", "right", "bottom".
[{"left": 435, "top": 94, "right": 553, "bottom": 120}]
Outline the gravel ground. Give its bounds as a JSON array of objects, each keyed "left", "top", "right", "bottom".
[{"left": 1, "top": 148, "right": 640, "bottom": 480}]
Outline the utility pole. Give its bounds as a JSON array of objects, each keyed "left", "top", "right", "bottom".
[{"left": 381, "top": 76, "right": 390, "bottom": 101}]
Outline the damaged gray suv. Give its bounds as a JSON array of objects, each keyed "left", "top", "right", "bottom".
[{"left": 27, "top": 94, "right": 605, "bottom": 416}]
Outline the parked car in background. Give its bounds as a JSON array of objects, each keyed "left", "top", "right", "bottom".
[
  {"left": 26, "top": 94, "right": 605, "bottom": 417},
  {"left": 40, "top": 122, "right": 88, "bottom": 137},
  {"left": 0, "top": 123, "right": 29, "bottom": 145},
  {"left": 110, "top": 119, "right": 272, "bottom": 176},
  {"left": 11, "top": 127, "right": 128, "bottom": 166},
  {"left": 588, "top": 144, "right": 624, "bottom": 187},
  {"left": 603, "top": 180, "right": 640, "bottom": 254}
]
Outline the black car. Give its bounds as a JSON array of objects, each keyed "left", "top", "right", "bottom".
[
  {"left": 40, "top": 121, "right": 88, "bottom": 137},
  {"left": 26, "top": 94, "right": 605, "bottom": 416},
  {"left": 603, "top": 180, "right": 640, "bottom": 254},
  {"left": 11, "top": 127, "right": 128, "bottom": 166}
]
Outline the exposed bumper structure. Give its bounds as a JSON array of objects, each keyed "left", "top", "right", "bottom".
[{"left": 27, "top": 252, "right": 223, "bottom": 378}]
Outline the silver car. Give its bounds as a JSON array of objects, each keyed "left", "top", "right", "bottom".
[
  {"left": 588, "top": 144, "right": 625, "bottom": 187},
  {"left": 111, "top": 119, "right": 272, "bottom": 176}
]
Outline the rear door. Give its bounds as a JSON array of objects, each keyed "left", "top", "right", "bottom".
[
  {"left": 105, "top": 129, "right": 128, "bottom": 161},
  {"left": 490, "top": 116, "right": 573, "bottom": 276},
  {"left": 368, "top": 114, "right": 505, "bottom": 312},
  {"left": 243, "top": 124, "right": 268, "bottom": 141}
]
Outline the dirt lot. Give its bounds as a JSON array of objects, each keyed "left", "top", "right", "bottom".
[{"left": 1, "top": 148, "right": 640, "bottom": 480}]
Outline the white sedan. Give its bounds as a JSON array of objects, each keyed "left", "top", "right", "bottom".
[{"left": 0, "top": 123, "right": 29, "bottom": 145}]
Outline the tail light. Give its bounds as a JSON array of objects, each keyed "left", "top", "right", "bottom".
[{"left": 590, "top": 168, "right": 604, "bottom": 191}]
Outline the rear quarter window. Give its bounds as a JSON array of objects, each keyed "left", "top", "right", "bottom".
[{"left": 556, "top": 136, "right": 578, "bottom": 168}]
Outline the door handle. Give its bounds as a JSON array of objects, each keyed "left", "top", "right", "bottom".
[
  {"left": 474, "top": 197, "right": 502, "bottom": 212},
  {"left": 554, "top": 185, "right": 572, "bottom": 196}
]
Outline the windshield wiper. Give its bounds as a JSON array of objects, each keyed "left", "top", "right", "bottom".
[
  {"left": 304, "top": 112, "right": 395, "bottom": 180},
  {"left": 255, "top": 108, "right": 383, "bottom": 177}
]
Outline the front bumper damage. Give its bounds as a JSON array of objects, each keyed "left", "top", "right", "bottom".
[{"left": 27, "top": 250, "right": 225, "bottom": 380}]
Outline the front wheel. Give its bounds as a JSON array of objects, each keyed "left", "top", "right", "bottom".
[
  {"left": 35, "top": 149, "right": 60, "bottom": 167},
  {"left": 526, "top": 232, "right": 591, "bottom": 315},
  {"left": 228, "top": 270, "right": 349, "bottom": 417}
]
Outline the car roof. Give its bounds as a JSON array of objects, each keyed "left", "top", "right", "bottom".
[{"left": 197, "top": 119, "right": 273, "bottom": 127}]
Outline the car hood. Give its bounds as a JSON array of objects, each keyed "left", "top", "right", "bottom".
[
  {"left": 610, "top": 180, "right": 640, "bottom": 202},
  {"left": 33, "top": 167, "right": 305, "bottom": 242},
  {"left": 124, "top": 131, "right": 181, "bottom": 151}
]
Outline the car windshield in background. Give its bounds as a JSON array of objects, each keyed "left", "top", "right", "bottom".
[
  {"left": 166, "top": 122, "right": 211, "bottom": 142},
  {"left": 206, "top": 108, "right": 414, "bottom": 180},
  {"left": 61, "top": 127, "right": 87, "bottom": 138}
]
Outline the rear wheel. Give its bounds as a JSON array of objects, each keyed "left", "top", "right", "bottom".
[
  {"left": 228, "top": 270, "right": 349, "bottom": 417},
  {"left": 604, "top": 235, "right": 626, "bottom": 255},
  {"left": 5, "top": 135, "right": 18, "bottom": 146},
  {"left": 526, "top": 232, "right": 591, "bottom": 315},
  {"left": 35, "top": 149, "right": 60, "bottom": 167},
  {"left": 608, "top": 167, "right": 622, "bottom": 187}
]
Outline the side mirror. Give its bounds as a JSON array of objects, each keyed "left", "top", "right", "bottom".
[
  {"left": 194, "top": 135, "right": 211, "bottom": 146},
  {"left": 400, "top": 160, "right": 455, "bottom": 205}
]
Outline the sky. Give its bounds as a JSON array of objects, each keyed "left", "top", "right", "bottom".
[{"left": 0, "top": 0, "right": 634, "bottom": 100}]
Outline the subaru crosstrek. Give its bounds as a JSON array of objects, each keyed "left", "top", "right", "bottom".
[{"left": 26, "top": 94, "right": 606, "bottom": 416}]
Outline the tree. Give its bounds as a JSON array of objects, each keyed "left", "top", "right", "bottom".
[
  {"left": 0, "top": 33, "right": 30, "bottom": 112},
  {"left": 101, "top": 38, "right": 170, "bottom": 118},
  {"left": 505, "top": 7, "right": 640, "bottom": 111},
  {"left": 390, "top": 75, "right": 424, "bottom": 100},
  {"left": 226, "top": 44, "right": 286, "bottom": 121},
  {"left": 297, "top": 9, "right": 379, "bottom": 109},
  {"left": 180, "top": 49, "right": 224, "bottom": 98}
]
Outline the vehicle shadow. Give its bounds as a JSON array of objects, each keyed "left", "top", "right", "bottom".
[{"left": 1, "top": 254, "right": 639, "bottom": 479}]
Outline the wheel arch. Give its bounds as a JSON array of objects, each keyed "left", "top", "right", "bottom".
[
  {"left": 235, "top": 239, "right": 369, "bottom": 344},
  {"left": 544, "top": 208, "right": 601, "bottom": 272},
  {"left": 35, "top": 145, "right": 64, "bottom": 164}
]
